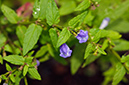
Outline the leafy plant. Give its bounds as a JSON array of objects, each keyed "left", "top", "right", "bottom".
[{"left": 0, "top": 0, "right": 129, "bottom": 85}]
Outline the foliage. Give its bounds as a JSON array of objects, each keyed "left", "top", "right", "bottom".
[{"left": 0, "top": 0, "right": 129, "bottom": 85}]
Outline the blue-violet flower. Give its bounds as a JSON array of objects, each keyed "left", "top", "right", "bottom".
[
  {"left": 36, "top": 60, "right": 40, "bottom": 67},
  {"left": 99, "top": 17, "right": 110, "bottom": 29},
  {"left": 60, "top": 43, "right": 72, "bottom": 58},
  {"left": 76, "top": 30, "right": 89, "bottom": 43}
]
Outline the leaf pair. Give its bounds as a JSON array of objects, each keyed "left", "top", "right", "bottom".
[{"left": 33, "top": 0, "right": 60, "bottom": 26}]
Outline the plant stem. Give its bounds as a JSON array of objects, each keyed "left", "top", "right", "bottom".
[
  {"left": 111, "top": 49, "right": 129, "bottom": 72},
  {"left": 24, "top": 77, "right": 28, "bottom": 85}
]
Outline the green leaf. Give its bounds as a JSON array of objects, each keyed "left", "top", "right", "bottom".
[
  {"left": 23, "top": 23, "right": 42, "bottom": 55},
  {"left": 4, "top": 44, "right": 20, "bottom": 54},
  {"left": 82, "top": 55, "right": 100, "bottom": 67},
  {"left": 113, "top": 39, "right": 129, "bottom": 51},
  {"left": 23, "top": 65, "right": 28, "bottom": 76},
  {"left": 106, "top": 30, "right": 121, "bottom": 39},
  {"left": 14, "top": 71, "right": 23, "bottom": 85},
  {"left": 106, "top": 19, "right": 129, "bottom": 33},
  {"left": 97, "top": 46, "right": 107, "bottom": 55},
  {"left": 32, "top": 0, "right": 40, "bottom": 19},
  {"left": 46, "top": 0, "right": 60, "bottom": 26},
  {"left": 59, "top": 1, "right": 76, "bottom": 15},
  {"left": 1, "top": 75, "right": 7, "bottom": 80},
  {"left": 90, "top": 29, "right": 121, "bottom": 42},
  {"left": 6, "top": 63, "right": 12, "bottom": 71},
  {"left": 10, "top": 74, "right": 15, "bottom": 83},
  {"left": 83, "top": 11, "right": 94, "bottom": 26},
  {"left": 92, "top": 30, "right": 102, "bottom": 43},
  {"left": 49, "top": 28, "right": 58, "bottom": 49},
  {"left": 96, "top": 0, "right": 129, "bottom": 25},
  {"left": 84, "top": 43, "right": 93, "bottom": 59},
  {"left": 112, "top": 63, "right": 126, "bottom": 85},
  {"left": 28, "top": 67, "right": 41, "bottom": 80},
  {"left": 102, "top": 40, "right": 109, "bottom": 50},
  {"left": 121, "top": 55, "right": 129, "bottom": 63},
  {"left": 75, "top": 0, "right": 90, "bottom": 11},
  {"left": 33, "top": 0, "right": 49, "bottom": 19},
  {"left": 16, "top": 25, "right": 27, "bottom": 46},
  {"left": 102, "top": 67, "right": 115, "bottom": 85},
  {"left": 71, "top": 43, "right": 86, "bottom": 75},
  {"left": 56, "top": 28, "right": 71, "bottom": 48},
  {"left": 39, "top": 29, "right": 51, "bottom": 44},
  {"left": 3, "top": 55, "right": 24, "bottom": 65},
  {"left": 39, "top": 54, "right": 50, "bottom": 62},
  {"left": 1, "top": 4, "right": 18, "bottom": 24},
  {"left": 0, "top": 55, "right": 3, "bottom": 64},
  {"left": 35, "top": 45, "right": 48, "bottom": 58},
  {"left": 0, "top": 33, "right": 6, "bottom": 48},
  {"left": 68, "top": 11, "right": 87, "bottom": 28},
  {"left": 25, "top": 57, "right": 33, "bottom": 65}
]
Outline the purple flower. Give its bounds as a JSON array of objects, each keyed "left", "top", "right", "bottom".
[
  {"left": 76, "top": 30, "right": 88, "bottom": 43},
  {"left": 60, "top": 43, "right": 72, "bottom": 58},
  {"left": 99, "top": 17, "right": 110, "bottom": 29},
  {"left": 36, "top": 60, "right": 40, "bottom": 66}
]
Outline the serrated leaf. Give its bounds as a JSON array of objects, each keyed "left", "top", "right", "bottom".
[
  {"left": 112, "top": 63, "right": 126, "bottom": 85},
  {"left": 75, "top": 0, "right": 90, "bottom": 11},
  {"left": 97, "top": 46, "right": 107, "bottom": 55},
  {"left": 82, "top": 55, "right": 100, "bottom": 67},
  {"left": 71, "top": 43, "right": 86, "bottom": 75},
  {"left": 84, "top": 43, "right": 93, "bottom": 59},
  {"left": 0, "top": 55, "right": 3, "bottom": 64},
  {"left": 49, "top": 28, "right": 58, "bottom": 49},
  {"left": 1, "top": 4, "right": 18, "bottom": 24},
  {"left": 56, "top": 28, "right": 71, "bottom": 48},
  {"left": 23, "top": 23, "right": 42, "bottom": 55},
  {"left": 10, "top": 74, "right": 15, "bottom": 83},
  {"left": 23, "top": 65, "right": 28, "bottom": 76},
  {"left": 59, "top": 1, "right": 76, "bottom": 15},
  {"left": 33, "top": 0, "right": 49, "bottom": 19},
  {"left": 68, "top": 11, "right": 87, "bottom": 28},
  {"left": 4, "top": 55, "right": 24, "bottom": 65},
  {"left": 6, "top": 63, "right": 12, "bottom": 71},
  {"left": 35, "top": 45, "right": 48, "bottom": 58},
  {"left": 16, "top": 25, "right": 27, "bottom": 46},
  {"left": 46, "top": 0, "right": 60, "bottom": 26},
  {"left": 0, "top": 33, "right": 6, "bottom": 48},
  {"left": 28, "top": 67, "right": 41, "bottom": 80},
  {"left": 121, "top": 55, "right": 129, "bottom": 63}
]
